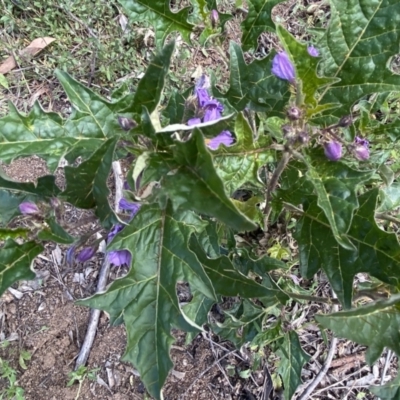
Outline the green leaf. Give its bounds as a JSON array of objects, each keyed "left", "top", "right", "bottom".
[
  {"left": 121, "top": 41, "right": 175, "bottom": 116},
  {"left": 0, "top": 191, "right": 34, "bottom": 225},
  {"left": 213, "top": 112, "right": 274, "bottom": 195},
  {"left": 241, "top": 0, "right": 284, "bottom": 51},
  {"left": 152, "top": 128, "right": 256, "bottom": 232},
  {"left": 0, "top": 170, "right": 60, "bottom": 198},
  {"left": 379, "top": 183, "right": 400, "bottom": 212},
  {"left": 78, "top": 203, "right": 216, "bottom": 400},
  {"left": 37, "top": 217, "right": 75, "bottom": 244},
  {"left": 0, "top": 239, "right": 43, "bottom": 297},
  {"left": 189, "top": 235, "right": 284, "bottom": 301},
  {"left": 212, "top": 299, "right": 265, "bottom": 347},
  {"left": 62, "top": 138, "right": 119, "bottom": 229},
  {"left": 318, "top": 0, "right": 400, "bottom": 118},
  {"left": 277, "top": 26, "right": 339, "bottom": 108},
  {"left": 214, "top": 42, "right": 290, "bottom": 114},
  {"left": 370, "top": 372, "right": 400, "bottom": 400},
  {"left": 295, "top": 189, "right": 400, "bottom": 308},
  {"left": 183, "top": 290, "right": 215, "bottom": 344},
  {"left": 117, "top": 0, "right": 194, "bottom": 47},
  {"left": 0, "top": 228, "right": 29, "bottom": 239},
  {"left": 317, "top": 294, "right": 400, "bottom": 365},
  {"left": 232, "top": 197, "right": 263, "bottom": 224},
  {"left": 304, "top": 155, "right": 373, "bottom": 250},
  {"left": 0, "top": 73, "right": 9, "bottom": 89},
  {"left": 0, "top": 102, "right": 101, "bottom": 172},
  {"left": 56, "top": 70, "right": 128, "bottom": 144},
  {"left": 277, "top": 331, "right": 310, "bottom": 400}
]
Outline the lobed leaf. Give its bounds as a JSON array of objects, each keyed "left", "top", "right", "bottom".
[
  {"left": 295, "top": 189, "right": 400, "bottom": 308},
  {"left": 318, "top": 0, "right": 400, "bottom": 118},
  {"left": 213, "top": 113, "right": 274, "bottom": 195},
  {"left": 61, "top": 138, "right": 119, "bottom": 229},
  {"left": 277, "top": 331, "right": 310, "bottom": 400},
  {"left": 304, "top": 155, "right": 373, "bottom": 250},
  {"left": 79, "top": 203, "right": 216, "bottom": 400},
  {"left": 240, "top": 0, "right": 284, "bottom": 51},
  {"left": 317, "top": 294, "right": 400, "bottom": 365},
  {"left": 150, "top": 128, "right": 257, "bottom": 232},
  {"left": 0, "top": 239, "right": 43, "bottom": 297},
  {"left": 214, "top": 42, "right": 289, "bottom": 114},
  {"left": 117, "top": 0, "right": 194, "bottom": 47},
  {"left": 370, "top": 372, "right": 400, "bottom": 400},
  {"left": 0, "top": 102, "right": 103, "bottom": 172}
]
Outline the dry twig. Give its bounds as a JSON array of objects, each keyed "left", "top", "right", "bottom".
[{"left": 75, "top": 161, "right": 123, "bottom": 370}]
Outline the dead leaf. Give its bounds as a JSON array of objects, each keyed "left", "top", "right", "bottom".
[{"left": 0, "top": 37, "right": 56, "bottom": 74}]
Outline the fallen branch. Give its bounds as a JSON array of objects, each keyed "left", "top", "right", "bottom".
[
  {"left": 74, "top": 161, "right": 123, "bottom": 370},
  {"left": 297, "top": 291, "right": 339, "bottom": 400}
]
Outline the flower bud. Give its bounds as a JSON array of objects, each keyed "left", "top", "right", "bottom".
[
  {"left": 272, "top": 52, "right": 295, "bottom": 82},
  {"left": 118, "top": 116, "right": 137, "bottom": 131},
  {"left": 354, "top": 136, "right": 369, "bottom": 160},
  {"left": 287, "top": 106, "right": 302, "bottom": 120},
  {"left": 338, "top": 115, "right": 352, "bottom": 128},
  {"left": 76, "top": 247, "right": 96, "bottom": 262},
  {"left": 19, "top": 202, "right": 40, "bottom": 215},
  {"left": 211, "top": 9, "right": 219, "bottom": 28},
  {"left": 324, "top": 141, "right": 342, "bottom": 161},
  {"left": 297, "top": 131, "right": 309, "bottom": 144},
  {"left": 307, "top": 46, "right": 319, "bottom": 57},
  {"left": 281, "top": 124, "right": 295, "bottom": 140}
]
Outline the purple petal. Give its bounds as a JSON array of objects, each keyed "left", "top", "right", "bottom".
[
  {"left": 187, "top": 117, "right": 202, "bottom": 126},
  {"left": 107, "top": 224, "right": 124, "bottom": 243},
  {"left": 108, "top": 250, "right": 131, "bottom": 267},
  {"left": 207, "top": 131, "right": 234, "bottom": 150},
  {"left": 354, "top": 136, "right": 370, "bottom": 160},
  {"left": 271, "top": 52, "right": 295, "bottom": 81},
  {"left": 76, "top": 247, "right": 96, "bottom": 262},
  {"left": 19, "top": 202, "right": 40, "bottom": 215},
  {"left": 203, "top": 99, "right": 224, "bottom": 122},
  {"left": 307, "top": 46, "right": 319, "bottom": 57},
  {"left": 119, "top": 199, "right": 141, "bottom": 216},
  {"left": 195, "top": 88, "right": 210, "bottom": 108},
  {"left": 324, "top": 141, "right": 342, "bottom": 161}
]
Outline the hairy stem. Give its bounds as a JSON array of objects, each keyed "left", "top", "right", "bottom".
[{"left": 263, "top": 150, "right": 291, "bottom": 231}]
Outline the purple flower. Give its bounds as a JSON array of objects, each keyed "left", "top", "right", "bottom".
[
  {"left": 324, "top": 141, "right": 342, "bottom": 161},
  {"left": 195, "top": 88, "right": 210, "bottom": 108},
  {"left": 108, "top": 250, "right": 131, "bottom": 267},
  {"left": 119, "top": 199, "right": 141, "bottom": 217},
  {"left": 19, "top": 202, "right": 40, "bottom": 215},
  {"left": 272, "top": 52, "right": 295, "bottom": 81},
  {"left": 206, "top": 131, "right": 234, "bottom": 150},
  {"left": 307, "top": 46, "right": 319, "bottom": 57},
  {"left": 187, "top": 117, "right": 202, "bottom": 126},
  {"left": 354, "top": 136, "right": 370, "bottom": 160},
  {"left": 211, "top": 9, "right": 219, "bottom": 28},
  {"left": 203, "top": 99, "right": 224, "bottom": 122},
  {"left": 107, "top": 224, "right": 124, "bottom": 243},
  {"left": 76, "top": 247, "right": 96, "bottom": 262}
]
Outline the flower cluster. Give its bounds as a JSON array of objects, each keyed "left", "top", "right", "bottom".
[
  {"left": 188, "top": 75, "right": 234, "bottom": 150},
  {"left": 72, "top": 198, "right": 140, "bottom": 267}
]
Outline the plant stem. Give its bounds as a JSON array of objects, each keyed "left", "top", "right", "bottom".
[
  {"left": 285, "top": 291, "right": 340, "bottom": 305},
  {"left": 263, "top": 150, "right": 291, "bottom": 231}
]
